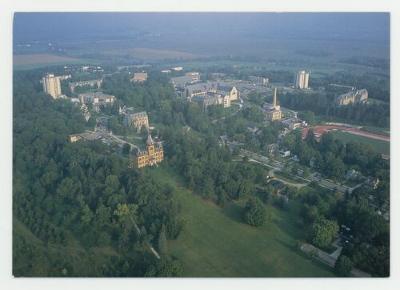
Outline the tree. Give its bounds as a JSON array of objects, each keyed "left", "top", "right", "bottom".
[
  {"left": 299, "top": 111, "right": 316, "bottom": 125},
  {"left": 158, "top": 225, "right": 168, "bottom": 256},
  {"left": 310, "top": 217, "right": 339, "bottom": 249},
  {"left": 113, "top": 203, "right": 138, "bottom": 229},
  {"left": 243, "top": 197, "right": 266, "bottom": 227},
  {"left": 146, "top": 258, "right": 184, "bottom": 277},
  {"left": 335, "top": 255, "right": 353, "bottom": 277},
  {"left": 122, "top": 143, "right": 131, "bottom": 155},
  {"left": 81, "top": 204, "right": 94, "bottom": 226}
]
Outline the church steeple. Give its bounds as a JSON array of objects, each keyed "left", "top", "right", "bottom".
[{"left": 146, "top": 133, "right": 154, "bottom": 145}]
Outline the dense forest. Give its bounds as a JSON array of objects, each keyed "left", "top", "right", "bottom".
[{"left": 13, "top": 71, "right": 184, "bottom": 277}]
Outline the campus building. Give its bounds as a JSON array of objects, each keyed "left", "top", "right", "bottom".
[
  {"left": 184, "top": 82, "right": 239, "bottom": 108},
  {"left": 124, "top": 111, "right": 149, "bottom": 132},
  {"left": 78, "top": 92, "right": 116, "bottom": 112},
  {"left": 335, "top": 89, "right": 368, "bottom": 106},
  {"left": 193, "top": 92, "right": 231, "bottom": 108},
  {"left": 264, "top": 88, "right": 282, "bottom": 121},
  {"left": 185, "top": 82, "right": 219, "bottom": 100},
  {"left": 295, "top": 70, "right": 310, "bottom": 89},
  {"left": 69, "top": 79, "right": 102, "bottom": 93},
  {"left": 131, "top": 72, "right": 148, "bottom": 83},
  {"left": 42, "top": 73, "right": 62, "bottom": 99},
  {"left": 185, "top": 72, "right": 201, "bottom": 82},
  {"left": 249, "top": 76, "right": 269, "bottom": 86},
  {"left": 170, "top": 75, "right": 200, "bottom": 90},
  {"left": 133, "top": 134, "right": 164, "bottom": 169},
  {"left": 78, "top": 92, "right": 116, "bottom": 104}
]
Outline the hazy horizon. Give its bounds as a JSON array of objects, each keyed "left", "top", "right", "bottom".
[{"left": 13, "top": 12, "right": 390, "bottom": 61}]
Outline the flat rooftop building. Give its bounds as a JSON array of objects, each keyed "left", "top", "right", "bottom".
[
  {"left": 171, "top": 75, "right": 200, "bottom": 89},
  {"left": 131, "top": 72, "right": 148, "bottom": 83},
  {"left": 78, "top": 92, "right": 116, "bottom": 110},
  {"left": 69, "top": 79, "right": 102, "bottom": 93}
]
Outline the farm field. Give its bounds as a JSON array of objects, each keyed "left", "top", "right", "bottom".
[
  {"left": 332, "top": 130, "right": 390, "bottom": 155},
  {"left": 13, "top": 54, "right": 90, "bottom": 70},
  {"left": 153, "top": 167, "right": 334, "bottom": 277},
  {"left": 104, "top": 47, "right": 200, "bottom": 60}
]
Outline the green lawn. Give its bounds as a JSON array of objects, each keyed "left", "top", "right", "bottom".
[
  {"left": 332, "top": 131, "right": 390, "bottom": 155},
  {"left": 153, "top": 167, "right": 334, "bottom": 277}
]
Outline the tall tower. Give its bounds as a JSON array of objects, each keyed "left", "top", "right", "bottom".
[
  {"left": 273, "top": 88, "right": 277, "bottom": 108},
  {"left": 146, "top": 133, "right": 155, "bottom": 155},
  {"left": 42, "top": 74, "right": 62, "bottom": 99},
  {"left": 295, "top": 70, "right": 310, "bottom": 89}
]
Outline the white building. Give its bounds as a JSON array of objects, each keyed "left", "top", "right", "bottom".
[
  {"left": 42, "top": 74, "right": 62, "bottom": 99},
  {"left": 336, "top": 89, "right": 368, "bottom": 106},
  {"left": 295, "top": 70, "right": 310, "bottom": 89}
]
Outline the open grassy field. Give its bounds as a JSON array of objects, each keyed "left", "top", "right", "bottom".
[
  {"left": 332, "top": 131, "right": 390, "bottom": 155},
  {"left": 13, "top": 54, "right": 90, "bottom": 70},
  {"left": 153, "top": 167, "right": 334, "bottom": 277}
]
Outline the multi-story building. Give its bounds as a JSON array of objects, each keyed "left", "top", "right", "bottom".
[
  {"left": 42, "top": 73, "right": 62, "bottom": 99},
  {"left": 185, "top": 82, "right": 219, "bottom": 100},
  {"left": 170, "top": 75, "right": 200, "bottom": 90},
  {"left": 295, "top": 70, "right": 310, "bottom": 89},
  {"left": 131, "top": 72, "right": 148, "bottom": 83},
  {"left": 184, "top": 82, "right": 239, "bottom": 109},
  {"left": 335, "top": 89, "right": 368, "bottom": 106},
  {"left": 124, "top": 111, "right": 149, "bottom": 132},
  {"left": 133, "top": 134, "right": 164, "bottom": 168},
  {"left": 78, "top": 92, "right": 116, "bottom": 105},
  {"left": 281, "top": 118, "right": 304, "bottom": 130},
  {"left": 227, "top": 86, "right": 239, "bottom": 101},
  {"left": 264, "top": 88, "right": 282, "bottom": 121},
  {"left": 69, "top": 79, "right": 102, "bottom": 93},
  {"left": 78, "top": 92, "right": 116, "bottom": 112},
  {"left": 193, "top": 92, "right": 231, "bottom": 108},
  {"left": 249, "top": 76, "right": 269, "bottom": 86},
  {"left": 185, "top": 72, "right": 201, "bottom": 82}
]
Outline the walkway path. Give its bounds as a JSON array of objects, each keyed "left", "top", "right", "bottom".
[
  {"left": 300, "top": 243, "right": 371, "bottom": 277},
  {"left": 267, "top": 167, "right": 308, "bottom": 189}
]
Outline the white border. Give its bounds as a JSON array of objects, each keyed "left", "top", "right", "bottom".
[{"left": 1, "top": 1, "right": 399, "bottom": 290}]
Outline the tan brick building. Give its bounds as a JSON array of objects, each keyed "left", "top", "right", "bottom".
[{"left": 134, "top": 134, "right": 164, "bottom": 168}]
